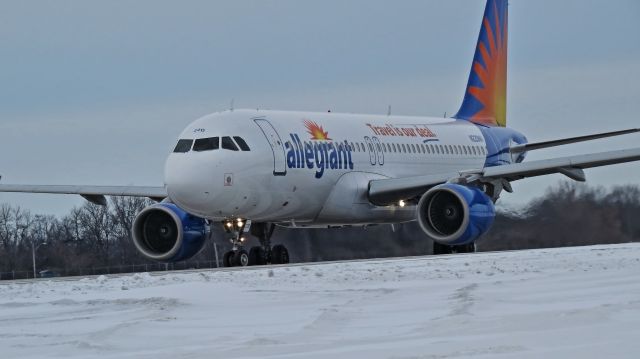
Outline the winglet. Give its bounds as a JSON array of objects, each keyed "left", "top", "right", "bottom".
[{"left": 455, "top": 0, "right": 508, "bottom": 127}]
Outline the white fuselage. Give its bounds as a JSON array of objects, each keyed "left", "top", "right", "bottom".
[{"left": 164, "top": 109, "right": 488, "bottom": 226}]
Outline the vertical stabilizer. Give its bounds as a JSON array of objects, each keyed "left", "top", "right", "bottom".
[{"left": 455, "top": 0, "right": 508, "bottom": 127}]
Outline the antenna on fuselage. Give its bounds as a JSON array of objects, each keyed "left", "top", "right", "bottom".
[
  {"left": 230, "top": 99, "right": 235, "bottom": 111},
  {"left": 387, "top": 105, "right": 391, "bottom": 116}
]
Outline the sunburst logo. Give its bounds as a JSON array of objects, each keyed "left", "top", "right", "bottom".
[
  {"left": 455, "top": 0, "right": 508, "bottom": 128},
  {"left": 468, "top": 0, "right": 508, "bottom": 127},
  {"left": 303, "top": 120, "right": 332, "bottom": 140}
]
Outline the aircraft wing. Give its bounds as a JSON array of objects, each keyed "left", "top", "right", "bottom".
[
  {"left": 368, "top": 147, "right": 640, "bottom": 206},
  {"left": 0, "top": 184, "right": 167, "bottom": 205}
]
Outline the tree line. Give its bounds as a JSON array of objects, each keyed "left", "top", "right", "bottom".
[{"left": 1, "top": 182, "right": 638, "bottom": 278}]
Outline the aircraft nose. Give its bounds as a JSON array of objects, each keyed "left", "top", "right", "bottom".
[{"left": 164, "top": 154, "right": 213, "bottom": 213}]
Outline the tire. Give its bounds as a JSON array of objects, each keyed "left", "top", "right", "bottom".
[
  {"left": 433, "top": 242, "right": 475, "bottom": 255},
  {"left": 223, "top": 251, "right": 235, "bottom": 267},
  {"left": 459, "top": 242, "right": 476, "bottom": 253},
  {"left": 433, "top": 241, "right": 451, "bottom": 255},
  {"left": 234, "top": 249, "right": 250, "bottom": 267},
  {"left": 271, "top": 244, "right": 290, "bottom": 265},
  {"left": 248, "top": 246, "right": 263, "bottom": 266}
]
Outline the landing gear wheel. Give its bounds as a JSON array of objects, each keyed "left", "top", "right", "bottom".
[
  {"left": 433, "top": 241, "right": 476, "bottom": 255},
  {"left": 459, "top": 242, "right": 477, "bottom": 253},
  {"left": 223, "top": 251, "right": 235, "bottom": 267},
  {"left": 233, "top": 249, "right": 249, "bottom": 267},
  {"left": 271, "top": 244, "right": 290, "bottom": 264},
  {"left": 248, "top": 246, "right": 265, "bottom": 266}
]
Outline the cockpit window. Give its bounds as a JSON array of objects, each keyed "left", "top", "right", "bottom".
[
  {"left": 233, "top": 136, "right": 251, "bottom": 151},
  {"left": 193, "top": 137, "right": 219, "bottom": 152},
  {"left": 173, "top": 139, "right": 193, "bottom": 153},
  {"left": 221, "top": 136, "right": 239, "bottom": 151}
]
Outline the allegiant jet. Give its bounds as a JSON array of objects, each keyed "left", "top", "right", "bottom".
[{"left": 1, "top": 0, "right": 639, "bottom": 266}]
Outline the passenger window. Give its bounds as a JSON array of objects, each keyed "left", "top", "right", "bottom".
[
  {"left": 193, "top": 137, "right": 219, "bottom": 152},
  {"left": 173, "top": 139, "right": 193, "bottom": 153},
  {"left": 221, "top": 136, "right": 239, "bottom": 151},
  {"left": 233, "top": 136, "right": 251, "bottom": 151}
]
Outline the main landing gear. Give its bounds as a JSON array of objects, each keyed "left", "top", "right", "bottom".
[
  {"left": 433, "top": 241, "right": 476, "bottom": 255},
  {"left": 222, "top": 221, "right": 290, "bottom": 267}
]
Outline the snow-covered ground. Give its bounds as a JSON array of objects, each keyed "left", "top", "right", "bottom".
[{"left": 1, "top": 244, "right": 640, "bottom": 359}]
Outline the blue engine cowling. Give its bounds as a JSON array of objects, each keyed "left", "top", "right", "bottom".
[
  {"left": 132, "top": 203, "right": 207, "bottom": 262},
  {"left": 417, "top": 184, "right": 495, "bottom": 245}
]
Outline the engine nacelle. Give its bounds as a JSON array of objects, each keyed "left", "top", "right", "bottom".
[
  {"left": 417, "top": 184, "right": 495, "bottom": 245},
  {"left": 132, "top": 203, "right": 207, "bottom": 262}
]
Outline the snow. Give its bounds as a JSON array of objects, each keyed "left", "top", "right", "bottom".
[{"left": 2, "top": 244, "right": 640, "bottom": 359}]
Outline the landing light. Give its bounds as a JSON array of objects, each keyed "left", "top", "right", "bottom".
[{"left": 399, "top": 200, "right": 406, "bottom": 207}]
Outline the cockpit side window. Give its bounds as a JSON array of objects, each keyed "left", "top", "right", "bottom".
[
  {"left": 221, "top": 136, "right": 239, "bottom": 151},
  {"left": 233, "top": 136, "right": 251, "bottom": 151},
  {"left": 193, "top": 137, "right": 219, "bottom": 152},
  {"left": 173, "top": 139, "right": 193, "bottom": 153}
]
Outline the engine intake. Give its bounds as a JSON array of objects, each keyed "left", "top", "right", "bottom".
[
  {"left": 417, "top": 184, "right": 495, "bottom": 245},
  {"left": 132, "top": 203, "right": 207, "bottom": 262}
]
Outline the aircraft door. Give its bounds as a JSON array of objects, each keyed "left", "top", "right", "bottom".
[
  {"left": 364, "top": 136, "right": 377, "bottom": 165},
  {"left": 372, "top": 136, "right": 384, "bottom": 165},
  {"left": 254, "top": 118, "right": 287, "bottom": 176}
]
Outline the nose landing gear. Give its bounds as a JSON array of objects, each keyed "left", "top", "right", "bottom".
[
  {"left": 222, "top": 218, "right": 249, "bottom": 267},
  {"left": 222, "top": 221, "right": 290, "bottom": 267}
]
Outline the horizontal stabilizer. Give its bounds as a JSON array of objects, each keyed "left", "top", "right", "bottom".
[{"left": 510, "top": 128, "right": 639, "bottom": 154}]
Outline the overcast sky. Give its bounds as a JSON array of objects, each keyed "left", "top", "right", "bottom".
[{"left": 0, "top": 0, "right": 639, "bottom": 216}]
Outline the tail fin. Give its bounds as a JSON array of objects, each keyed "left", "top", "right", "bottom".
[{"left": 455, "top": 0, "right": 508, "bottom": 127}]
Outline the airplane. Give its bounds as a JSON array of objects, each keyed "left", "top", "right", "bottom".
[{"left": 1, "top": 0, "right": 639, "bottom": 267}]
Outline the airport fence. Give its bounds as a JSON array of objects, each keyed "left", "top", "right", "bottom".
[{"left": 0, "top": 259, "right": 222, "bottom": 281}]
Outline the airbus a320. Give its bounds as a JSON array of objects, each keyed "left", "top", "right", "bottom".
[{"left": 2, "top": 0, "right": 638, "bottom": 267}]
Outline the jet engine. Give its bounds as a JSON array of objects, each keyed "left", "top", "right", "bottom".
[
  {"left": 417, "top": 184, "right": 495, "bottom": 245},
  {"left": 132, "top": 203, "right": 207, "bottom": 262}
]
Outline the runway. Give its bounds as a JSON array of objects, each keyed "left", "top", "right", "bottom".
[{"left": 1, "top": 243, "right": 640, "bottom": 358}]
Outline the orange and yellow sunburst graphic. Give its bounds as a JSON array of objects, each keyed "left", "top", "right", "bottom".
[
  {"left": 468, "top": 1, "right": 508, "bottom": 127},
  {"left": 303, "top": 120, "right": 332, "bottom": 140}
]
